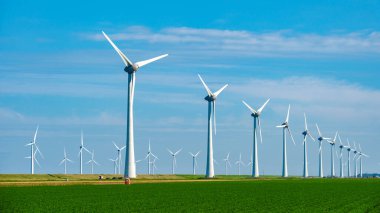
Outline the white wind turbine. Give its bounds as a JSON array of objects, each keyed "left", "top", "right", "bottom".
[
  {"left": 235, "top": 153, "right": 245, "bottom": 176},
  {"left": 327, "top": 132, "right": 338, "bottom": 178},
  {"left": 189, "top": 151, "right": 201, "bottom": 175},
  {"left": 345, "top": 139, "right": 353, "bottom": 177},
  {"left": 356, "top": 144, "right": 369, "bottom": 178},
  {"left": 276, "top": 105, "right": 296, "bottom": 177},
  {"left": 78, "top": 131, "right": 91, "bottom": 174},
  {"left": 143, "top": 141, "right": 158, "bottom": 175},
  {"left": 198, "top": 74, "right": 228, "bottom": 178},
  {"left": 315, "top": 124, "right": 331, "bottom": 178},
  {"left": 337, "top": 134, "right": 345, "bottom": 178},
  {"left": 151, "top": 157, "right": 158, "bottom": 175},
  {"left": 242, "top": 99, "right": 270, "bottom": 177},
  {"left": 301, "top": 113, "right": 315, "bottom": 178},
  {"left": 102, "top": 31, "right": 168, "bottom": 178},
  {"left": 25, "top": 126, "right": 43, "bottom": 174},
  {"left": 223, "top": 153, "right": 232, "bottom": 175},
  {"left": 352, "top": 142, "right": 358, "bottom": 178},
  {"left": 59, "top": 147, "right": 73, "bottom": 174},
  {"left": 112, "top": 141, "right": 126, "bottom": 175},
  {"left": 109, "top": 157, "right": 119, "bottom": 175},
  {"left": 87, "top": 150, "right": 99, "bottom": 174},
  {"left": 167, "top": 148, "right": 182, "bottom": 175}
]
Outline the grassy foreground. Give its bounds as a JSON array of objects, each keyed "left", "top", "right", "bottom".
[{"left": 1, "top": 177, "right": 380, "bottom": 212}]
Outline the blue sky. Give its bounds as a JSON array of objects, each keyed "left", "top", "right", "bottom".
[{"left": 1, "top": 0, "right": 380, "bottom": 175}]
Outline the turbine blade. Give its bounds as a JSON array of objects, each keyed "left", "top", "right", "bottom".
[
  {"left": 189, "top": 152, "right": 194, "bottom": 157},
  {"left": 195, "top": 151, "right": 201, "bottom": 157},
  {"left": 276, "top": 125, "right": 286, "bottom": 128},
  {"left": 287, "top": 128, "right": 296, "bottom": 145},
  {"left": 102, "top": 31, "right": 133, "bottom": 66},
  {"left": 34, "top": 157, "right": 41, "bottom": 168},
  {"left": 174, "top": 148, "right": 183, "bottom": 156},
  {"left": 304, "top": 113, "right": 308, "bottom": 130},
  {"left": 112, "top": 141, "right": 120, "bottom": 150},
  {"left": 338, "top": 133, "right": 343, "bottom": 145},
  {"left": 197, "top": 74, "right": 212, "bottom": 96},
  {"left": 135, "top": 54, "right": 168, "bottom": 68},
  {"left": 257, "top": 98, "right": 270, "bottom": 114},
  {"left": 242, "top": 100, "right": 257, "bottom": 114},
  {"left": 151, "top": 153, "right": 159, "bottom": 160},
  {"left": 83, "top": 147, "right": 91, "bottom": 154},
  {"left": 308, "top": 132, "right": 316, "bottom": 141},
  {"left": 33, "top": 125, "right": 39, "bottom": 144},
  {"left": 67, "top": 158, "right": 74, "bottom": 163},
  {"left": 285, "top": 105, "right": 290, "bottom": 123},
  {"left": 120, "top": 146, "right": 126, "bottom": 150},
  {"left": 34, "top": 144, "right": 44, "bottom": 159},
  {"left": 167, "top": 148, "right": 174, "bottom": 155},
  {"left": 213, "top": 84, "right": 228, "bottom": 97},
  {"left": 59, "top": 159, "right": 65, "bottom": 166},
  {"left": 316, "top": 124, "right": 322, "bottom": 137}
]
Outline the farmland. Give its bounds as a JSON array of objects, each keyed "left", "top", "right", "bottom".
[{"left": 1, "top": 176, "right": 380, "bottom": 212}]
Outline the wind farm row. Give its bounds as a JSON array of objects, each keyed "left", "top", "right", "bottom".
[{"left": 23, "top": 31, "right": 370, "bottom": 179}]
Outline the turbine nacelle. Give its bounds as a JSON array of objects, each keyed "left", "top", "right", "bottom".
[
  {"left": 124, "top": 65, "right": 138, "bottom": 73},
  {"left": 204, "top": 95, "right": 216, "bottom": 102}
]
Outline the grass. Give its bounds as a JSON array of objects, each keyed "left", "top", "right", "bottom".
[{"left": 1, "top": 178, "right": 380, "bottom": 212}]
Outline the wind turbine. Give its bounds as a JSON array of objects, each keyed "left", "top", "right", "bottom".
[
  {"left": 112, "top": 141, "right": 126, "bottom": 175},
  {"left": 59, "top": 147, "right": 73, "bottom": 174},
  {"left": 109, "top": 157, "right": 119, "bottom": 174},
  {"left": 198, "top": 74, "right": 228, "bottom": 178},
  {"left": 151, "top": 157, "right": 158, "bottom": 175},
  {"left": 353, "top": 142, "right": 358, "bottom": 178},
  {"left": 337, "top": 134, "right": 345, "bottom": 178},
  {"left": 327, "top": 132, "right": 338, "bottom": 178},
  {"left": 235, "top": 153, "right": 245, "bottom": 176},
  {"left": 78, "top": 131, "right": 91, "bottom": 174},
  {"left": 223, "top": 153, "right": 232, "bottom": 175},
  {"left": 87, "top": 150, "right": 99, "bottom": 174},
  {"left": 167, "top": 148, "right": 182, "bottom": 175},
  {"left": 102, "top": 31, "right": 168, "bottom": 178},
  {"left": 315, "top": 124, "right": 331, "bottom": 178},
  {"left": 345, "top": 139, "right": 353, "bottom": 177},
  {"left": 301, "top": 113, "right": 315, "bottom": 178},
  {"left": 357, "top": 144, "right": 369, "bottom": 178},
  {"left": 25, "top": 126, "right": 43, "bottom": 174},
  {"left": 143, "top": 140, "right": 158, "bottom": 175},
  {"left": 189, "top": 151, "right": 201, "bottom": 175},
  {"left": 276, "top": 105, "right": 296, "bottom": 177},
  {"left": 242, "top": 99, "right": 270, "bottom": 177}
]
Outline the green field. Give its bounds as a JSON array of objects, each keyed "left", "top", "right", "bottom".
[{"left": 1, "top": 176, "right": 380, "bottom": 212}]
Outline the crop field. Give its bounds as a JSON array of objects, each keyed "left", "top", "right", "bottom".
[{"left": 1, "top": 176, "right": 380, "bottom": 212}]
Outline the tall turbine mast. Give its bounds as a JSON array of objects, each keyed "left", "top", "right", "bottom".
[
  {"left": 102, "top": 31, "right": 168, "bottom": 178},
  {"left": 242, "top": 99, "right": 270, "bottom": 177},
  {"left": 302, "top": 113, "right": 315, "bottom": 178},
  {"left": 276, "top": 105, "right": 296, "bottom": 177},
  {"left": 315, "top": 124, "right": 331, "bottom": 178},
  {"left": 198, "top": 74, "right": 228, "bottom": 178}
]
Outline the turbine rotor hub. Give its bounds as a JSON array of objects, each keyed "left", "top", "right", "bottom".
[
  {"left": 205, "top": 95, "right": 216, "bottom": 102},
  {"left": 124, "top": 65, "right": 138, "bottom": 74}
]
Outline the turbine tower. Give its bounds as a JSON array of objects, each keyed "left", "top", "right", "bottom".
[
  {"left": 301, "top": 113, "right": 315, "bottom": 178},
  {"left": 144, "top": 141, "right": 158, "bottom": 175},
  {"left": 59, "top": 147, "right": 73, "bottom": 174},
  {"left": 112, "top": 141, "right": 126, "bottom": 175},
  {"left": 87, "top": 150, "right": 99, "bottom": 174},
  {"left": 25, "top": 126, "right": 43, "bottom": 174},
  {"left": 102, "top": 31, "right": 168, "bottom": 178},
  {"left": 357, "top": 144, "right": 369, "bottom": 178},
  {"left": 345, "top": 139, "right": 353, "bottom": 177},
  {"left": 78, "top": 131, "right": 91, "bottom": 174},
  {"left": 316, "top": 124, "right": 331, "bottom": 178},
  {"left": 276, "top": 105, "right": 296, "bottom": 177},
  {"left": 235, "top": 153, "right": 245, "bottom": 176},
  {"left": 189, "top": 151, "right": 201, "bottom": 175},
  {"left": 223, "top": 153, "right": 232, "bottom": 175},
  {"left": 198, "top": 74, "right": 228, "bottom": 178},
  {"left": 167, "top": 148, "right": 182, "bottom": 175},
  {"left": 109, "top": 157, "right": 118, "bottom": 174},
  {"left": 242, "top": 99, "right": 270, "bottom": 177},
  {"left": 337, "top": 134, "right": 345, "bottom": 178},
  {"left": 353, "top": 142, "right": 358, "bottom": 178},
  {"left": 327, "top": 132, "right": 338, "bottom": 178}
]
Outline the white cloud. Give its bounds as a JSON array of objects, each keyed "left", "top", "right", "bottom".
[{"left": 87, "top": 26, "right": 380, "bottom": 57}]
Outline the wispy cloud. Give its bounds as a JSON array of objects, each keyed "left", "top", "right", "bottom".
[{"left": 87, "top": 26, "right": 380, "bottom": 57}]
